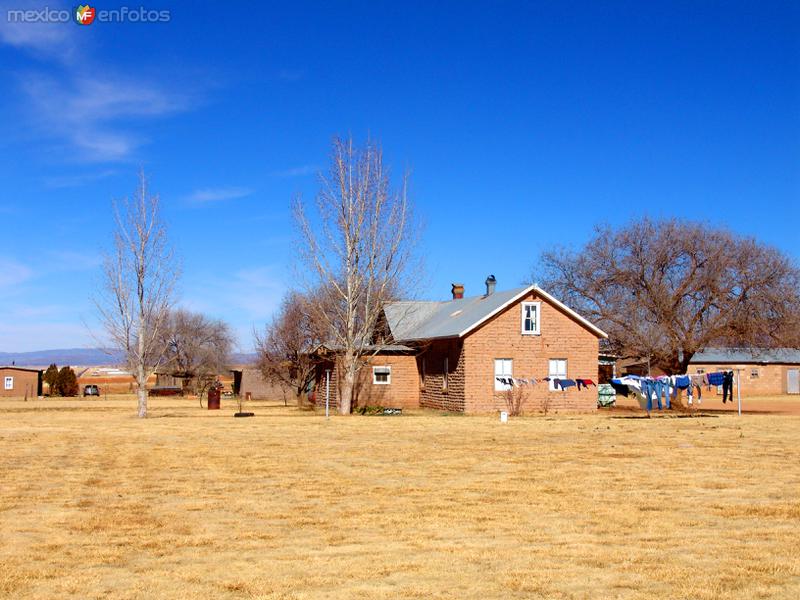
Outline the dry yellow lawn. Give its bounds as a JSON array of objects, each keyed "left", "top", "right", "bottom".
[{"left": 1, "top": 397, "right": 799, "bottom": 599}]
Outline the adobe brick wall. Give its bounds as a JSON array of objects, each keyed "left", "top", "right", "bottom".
[
  {"left": 352, "top": 354, "right": 420, "bottom": 409},
  {"left": 462, "top": 291, "right": 600, "bottom": 414},
  {"left": 0, "top": 368, "right": 41, "bottom": 398},
  {"left": 689, "top": 363, "right": 800, "bottom": 395},
  {"left": 314, "top": 354, "right": 420, "bottom": 410},
  {"left": 240, "top": 368, "right": 293, "bottom": 401},
  {"left": 418, "top": 339, "right": 466, "bottom": 412}
]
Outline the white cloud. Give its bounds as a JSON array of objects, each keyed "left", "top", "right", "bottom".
[
  {"left": 44, "top": 169, "right": 116, "bottom": 189},
  {"left": 20, "top": 73, "right": 189, "bottom": 161},
  {"left": 0, "top": 258, "right": 33, "bottom": 290},
  {"left": 185, "top": 187, "right": 253, "bottom": 204},
  {"left": 0, "top": 1, "right": 78, "bottom": 61},
  {"left": 269, "top": 165, "right": 318, "bottom": 178}
]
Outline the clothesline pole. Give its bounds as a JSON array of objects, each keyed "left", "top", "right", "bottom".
[{"left": 736, "top": 368, "right": 742, "bottom": 417}]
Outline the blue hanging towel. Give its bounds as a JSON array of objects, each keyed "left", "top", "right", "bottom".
[{"left": 707, "top": 372, "right": 725, "bottom": 386}]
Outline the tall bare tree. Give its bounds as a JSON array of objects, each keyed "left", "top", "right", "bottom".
[
  {"left": 534, "top": 218, "right": 800, "bottom": 374},
  {"left": 95, "top": 172, "right": 178, "bottom": 418},
  {"left": 255, "top": 290, "right": 327, "bottom": 407},
  {"left": 160, "top": 309, "right": 234, "bottom": 397},
  {"left": 293, "top": 136, "right": 417, "bottom": 414}
]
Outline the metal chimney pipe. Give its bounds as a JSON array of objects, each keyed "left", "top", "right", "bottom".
[{"left": 485, "top": 275, "right": 496, "bottom": 296}]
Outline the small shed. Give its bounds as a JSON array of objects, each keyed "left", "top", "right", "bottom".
[{"left": 0, "top": 366, "right": 43, "bottom": 398}]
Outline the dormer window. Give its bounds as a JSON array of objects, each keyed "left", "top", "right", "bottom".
[{"left": 521, "top": 301, "right": 541, "bottom": 335}]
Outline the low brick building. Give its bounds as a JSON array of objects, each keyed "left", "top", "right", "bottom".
[
  {"left": 0, "top": 366, "right": 43, "bottom": 399},
  {"left": 313, "top": 278, "right": 608, "bottom": 413},
  {"left": 689, "top": 348, "right": 800, "bottom": 395}
]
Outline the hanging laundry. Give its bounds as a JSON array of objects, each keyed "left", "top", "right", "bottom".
[
  {"left": 576, "top": 379, "right": 596, "bottom": 390},
  {"left": 674, "top": 376, "right": 690, "bottom": 389},
  {"left": 557, "top": 378, "right": 576, "bottom": 390},
  {"left": 609, "top": 381, "right": 630, "bottom": 397},
  {"left": 528, "top": 378, "right": 538, "bottom": 385},
  {"left": 707, "top": 372, "right": 725, "bottom": 387},
  {"left": 722, "top": 371, "right": 734, "bottom": 403}
]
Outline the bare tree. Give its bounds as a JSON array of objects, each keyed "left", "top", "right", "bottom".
[
  {"left": 534, "top": 218, "right": 800, "bottom": 374},
  {"left": 502, "top": 385, "right": 528, "bottom": 417},
  {"left": 255, "top": 290, "right": 327, "bottom": 407},
  {"left": 293, "top": 136, "right": 417, "bottom": 414},
  {"left": 161, "top": 309, "right": 234, "bottom": 398},
  {"left": 95, "top": 172, "right": 178, "bottom": 418}
]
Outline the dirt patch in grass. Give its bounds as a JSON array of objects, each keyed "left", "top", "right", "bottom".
[{"left": 1, "top": 396, "right": 799, "bottom": 598}]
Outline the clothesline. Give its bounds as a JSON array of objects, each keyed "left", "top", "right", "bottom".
[
  {"left": 495, "top": 376, "right": 597, "bottom": 391},
  {"left": 610, "top": 370, "right": 736, "bottom": 411}
]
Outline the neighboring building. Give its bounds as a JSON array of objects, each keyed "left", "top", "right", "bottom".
[
  {"left": 0, "top": 366, "right": 43, "bottom": 398},
  {"left": 312, "top": 277, "right": 608, "bottom": 414},
  {"left": 231, "top": 367, "right": 291, "bottom": 401},
  {"left": 689, "top": 348, "right": 800, "bottom": 395}
]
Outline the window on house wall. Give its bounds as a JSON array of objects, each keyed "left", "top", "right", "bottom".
[
  {"left": 750, "top": 368, "right": 759, "bottom": 379},
  {"left": 372, "top": 366, "right": 391, "bottom": 385},
  {"left": 696, "top": 368, "right": 705, "bottom": 374},
  {"left": 548, "top": 359, "right": 567, "bottom": 391},
  {"left": 4, "top": 376, "right": 13, "bottom": 390},
  {"left": 443, "top": 357, "right": 448, "bottom": 391},
  {"left": 521, "top": 301, "right": 541, "bottom": 335},
  {"left": 494, "top": 359, "right": 513, "bottom": 391}
]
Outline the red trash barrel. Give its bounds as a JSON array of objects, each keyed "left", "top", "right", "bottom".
[{"left": 207, "top": 387, "right": 221, "bottom": 410}]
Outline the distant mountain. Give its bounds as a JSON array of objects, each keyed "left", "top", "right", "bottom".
[
  {"left": 0, "top": 348, "right": 257, "bottom": 367},
  {"left": 0, "top": 348, "right": 124, "bottom": 367}
]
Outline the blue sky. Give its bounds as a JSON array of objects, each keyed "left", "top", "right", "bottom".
[{"left": 0, "top": 1, "right": 798, "bottom": 352}]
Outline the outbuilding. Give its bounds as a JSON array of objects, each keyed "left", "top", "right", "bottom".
[
  {"left": 689, "top": 348, "right": 800, "bottom": 395},
  {"left": 0, "top": 366, "right": 43, "bottom": 399}
]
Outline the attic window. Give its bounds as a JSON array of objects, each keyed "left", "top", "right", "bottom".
[
  {"left": 450, "top": 309, "right": 463, "bottom": 317},
  {"left": 521, "top": 302, "right": 541, "bottom": 335}
]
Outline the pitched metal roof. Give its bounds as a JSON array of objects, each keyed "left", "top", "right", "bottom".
[
  {"left": 690, "top": 348, "right": 800, "bottom": 364},
  {"left": 384, "top": 285, "right": 607, "bottom": 341}
]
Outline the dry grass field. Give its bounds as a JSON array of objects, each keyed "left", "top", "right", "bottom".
[{"left": 1, "top": 396, "right": 799, "bottom": 599}]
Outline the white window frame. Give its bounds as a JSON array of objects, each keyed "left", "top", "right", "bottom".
[
  {"left": 521, "top": 301, "right": 541, "bottom": 335},
  {"left": 372, "top": 366, "right": 391, "bottom": 385},
  {"left": 494, "top": 358, "right": 513, "bottom": 391},
  {"left": 4, "top": 376, "right": 13, "bottom": 390},
  {"left": 548, "top": 359, "right": 567, "bottom": 391}
]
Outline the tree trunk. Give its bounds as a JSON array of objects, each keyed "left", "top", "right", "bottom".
[
  {"left": 339, "top": 360, "right": 355, "bottom": 415},
  {"left": 136, "top": 364, "right": 147, "bottom": 418}
]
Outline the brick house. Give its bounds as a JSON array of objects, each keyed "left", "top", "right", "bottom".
[
  {"left": 313, "top": 278, "right": 608, "bottom": 413},
  {"left": 0, "top": 366, "right": 43, "bottom": 399},
  {"left": 689, "top": 348, "right": 800, "bottom": 395}
]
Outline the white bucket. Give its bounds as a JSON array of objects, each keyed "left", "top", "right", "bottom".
[{"left": 500, "top": 411, "right": 508, "bottom": 423}]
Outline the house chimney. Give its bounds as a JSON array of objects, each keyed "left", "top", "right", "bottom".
[
  {"left": 451, "top": 283, "right": 464, "bottom": 300},
  {"left": 485, "top": 274, "right": 496, "bottom": 296}
]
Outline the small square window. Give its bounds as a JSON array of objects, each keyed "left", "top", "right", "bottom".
[
  {"left": 4, "top": 376, "right": 13, "bottom": 390},
  {"left": 548, "top": 359, "right": 567, "bottom": 391},
  {"left": 750, "top": 368, "right": 759, "bottom": 379},
  {"left": 372, "top": 366, "right": 391, "bottom": 385},
  {"left": 696, "top": 368, "right": 705, "bottom": 375},
  {"left": 494, "top": 358, "right": 513, "bottom": 391},
  {"left": 521, "top": 302, "right": 541, "bottom": 335}
]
